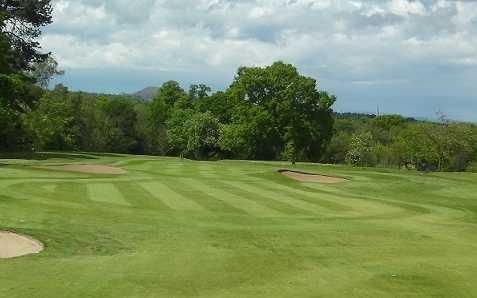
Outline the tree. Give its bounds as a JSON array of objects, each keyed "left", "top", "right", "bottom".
[
  {"left": 372, "top": 115, "right": 408, "bottom": 131},
  {"left": 150, "top": 81, "right": 188, "bottom": 141},
  {"left": 195, "top": 91, "right": 237, "bottom": 123},
  {"left": 167, "top": 108, "right": 195, "bottom": 157},
  {"left": 322, "top": 131, "right": 352, "bottom": 164},
  {"left": 0, "top": 1, "right": 53, "bottom": 73},
  {"left": 100, "top": 98, "right": 139, "bottom": 153},
  {"left": 219, "top": 105, "right": 277, "bottom": 160},
  {"left": 152, "top": 81, "right": 186, "bottom": 111},
  {"left": 346, "top": 132, "right": 374, "bottom": 166},
  {"left": 0, "top": 104, "right": 31, "bottom": 151},
  {"left": 189, "top": 84, "right": 211, "bottom": 102},
  {"left": 283, "top": 141, "right": 297, "bottom": 165},
  {"left": 0, "top": 72, "right": 42, "bottom": 112},
  {"left": 0, "top": 0, "right": 54, "bottom": 150},
  {"left": 29, "top": 56, "right": 64, "bottom": 88},
  {"left": 24, "top": 84, "right": 78, "bottom": 150},
  {"left": 135, "top": 102, "right": 168, "bottom": 155},
  {"left": 183, "top": 112, "right": 220, "bottom": 160},
  {"left": 0, "top": 0, "right": 53, "bottom": 110},
  {"left": 223, "top": 62, "right": 336, "bottom": 161}
]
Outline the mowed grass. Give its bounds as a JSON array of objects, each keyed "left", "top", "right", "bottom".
[{"left": 1, "top": 153, "right": 477, "bottom": 297}]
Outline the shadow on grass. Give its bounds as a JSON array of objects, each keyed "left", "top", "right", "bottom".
[
  {"left": 78, "top": 152, "right": 124, "bottom": 158},
  {"left": 0, "top": 152, "right": 98, "bottom": 160}
]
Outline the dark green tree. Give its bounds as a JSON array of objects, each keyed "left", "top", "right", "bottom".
[
  {"left": 167, "top": 108, "right": 195, "bottom": 157},
  {"left": 100, "top": 98, "right": 139, "bottom": 153},
  {"left": 222, "top": 62, "right": 336, "bottom": 162},
  {"left": 0, "top": 0, "right": 52, "bottom": 73},
  {"left": 183, "top": 112, "right": 220, "bottom": 160},
  {"left": 24, "top": 84, "right": 78, "bottom": 150},
  {"left": 0, "top": 0, "right": 53, "bottom": 150}
]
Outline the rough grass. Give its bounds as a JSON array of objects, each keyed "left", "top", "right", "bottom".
[{"left": 1, "top": 153, "right": 477, "bottom": 297}]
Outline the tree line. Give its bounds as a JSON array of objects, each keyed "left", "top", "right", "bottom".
[
  {"left": 3, "top": 74, "right": 477, "bottom": 172},
  {"left": 2, "top": 62, "right": 337, "bottom": 164},
  {"left": 324, "top": 113, "right": 477, "bottom": 172}
]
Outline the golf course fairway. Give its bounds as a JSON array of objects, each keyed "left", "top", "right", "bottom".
[{"left": 1, "top": 153, "right": 477, "bottom": 297}]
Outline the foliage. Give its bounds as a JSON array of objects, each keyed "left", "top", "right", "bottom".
[
  {"left": 29, "top": 56, "right": 64, "bottom": 88},
  {"left": 221, "top": 62, "right": 335, "bottom": 162},
  {"left": 0, "top": 0, "right": 53, "bottom": 73},
  {"left": 183, "top": 112, "right": 220, "bottom": 159},
  {"left": 24, "top": 85, "right": 154, "bottom": 155},
  {"left": 466, "top": 162, "right": 477, "bottom": 173},
  {"left": 346, "top": 132, "right": 374, "bottom": 166},
  {"left": 167, "top": 108, "right": 195, "bottom": 156},
  {"left": 0, "top": 0, "right": 55, "bottom": 151},
  {"left": 100, "top": 97, "right": 140, "bottom": 153},
  {"left": 283, "top": 141, "right": 297, "bottom": 164},
  {"left": 327, "top": 113, "right": 477, "bottom": 172},
  {"left": 24, "top": 85, "right": 78, "bottom": 150},
  {"left": 0, "top": 105, "right": 31, "bottom": 151}
]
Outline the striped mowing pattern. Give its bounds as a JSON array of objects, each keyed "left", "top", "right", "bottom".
[{"left": 87, "top": 183, "right": 129, "bottom": 206}]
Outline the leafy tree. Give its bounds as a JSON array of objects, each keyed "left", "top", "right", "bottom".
[
  {"left": 346, "top": 132, "right": 374, "bottom": 166},
  {"left": 322, "top": 131, "right": 352, "bottom": 164},
  {"left": 283, "top": 141, "right": 297, "bottom": 165},
  {"left": 158, "top": 81, "right": 186, "bottom": 106},
  {"left": 219, "top": 105, "right": 277, "bottom": 160},
  {"left": 29, "top": 56, "right": 64, "bottom": 88},
  {"left": 74, "top": 93, "right": 109, "bottom": 152},
  {"left": 134, "top": 102, "right": 168, "bottom": 155},
  {"left": 0, "top": 105, "right": 31, "bottom": 150},
  {"left": 24, "top": 85, "right": 78, "bottom": 150},
  {"left": 224, "top": 62, "right": 335, "bottom": 161},
  {"left": 0, "top": 0, "right": 53, "bottom": 111},
  {"left": 0, "top": 72, "right": 42, "bottom": 112},
  {"left": 167, "top": 108, "right": 195, "bottom": 157},
  {"left": 437, "top": 123, "right": 476, "bottom": 171},
  {"left": 183, "top": 112, "right": 220, "bottom": 160},
  {"left": 0, "top": 0, "right": 53, "bottom": 73},
  {"left": 189, "top": 84, "right": 211, "bottom": 102},
  {"left": 195, "top": 91, "right": 237, "bottom": 123},
  {"left": 372, "top": 115, "right": 409, "bottom": 131},
  {"left": 100, "top": 98, "right": 139, "bottom": 153},
  {"left": 0, "top": 0, "right": 53, "bottom": 150},
  {"left": 152, "top": 81, "right": 186, "bottom": 116}
]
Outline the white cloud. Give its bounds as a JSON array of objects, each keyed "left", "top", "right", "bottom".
[
  {"left": 249, "top": 6, "right": 274, "bottom": 18},
  {"left": 41, "top": 0, "right": 477, "bottom": 77},
  {"left": 40, "top": 0, "right": 477, "bottom": 121},
  {"left": 389, "top": 0, "right": 426, "bottom": 16}
]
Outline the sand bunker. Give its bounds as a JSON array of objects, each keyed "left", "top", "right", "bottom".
[
  {"left": 0, "top": 231, "right": 43, "bottom": 259},
  {"left": 38, "top": 164, "right": 127, "bottom": 175},
  {"left": 279, "top": 170, "right": 348, "bottom": 184}
]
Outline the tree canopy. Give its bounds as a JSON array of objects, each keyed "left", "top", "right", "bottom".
[
  {"left": 0, "top": 0, "right": 54, "bottom": 151},
  {"left": 221, "top": 62, "right": 335, "bottom": 161},
  {"left": 0, "top": 0, "right": 53, "bottom": 74}
]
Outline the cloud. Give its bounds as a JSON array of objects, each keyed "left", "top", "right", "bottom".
[
  {"left": 389, "top": 0, "right": 426, "bottom": 16},
  {"left": 40, "top": 0, "right": 477, "bottom": 121}
]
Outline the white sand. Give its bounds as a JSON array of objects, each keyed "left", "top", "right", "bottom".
[
  {"left": 280, "top": 170, "right": 348, "bottom": 184},
  {"left": 0, "top": 231, "right": 43, "bottom": 259},
  {"left": 38, "top": 164, "right": 127, "bottom": 175}
]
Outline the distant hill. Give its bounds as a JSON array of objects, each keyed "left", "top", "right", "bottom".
[{"left": 131, "top": 87, "right": 159, "bottom": 100}]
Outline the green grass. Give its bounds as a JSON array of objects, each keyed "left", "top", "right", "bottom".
[{"left": 1, "top": 153, "right": 477, "bottom": 297}]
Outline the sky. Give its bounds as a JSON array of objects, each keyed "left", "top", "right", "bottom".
[{"left": 40, "top": 0, "right": 477, "bottom": 121}]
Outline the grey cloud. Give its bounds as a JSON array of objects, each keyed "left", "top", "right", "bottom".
[{"left": 41, "top": 0, "right": 477, "bottom": 121}]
